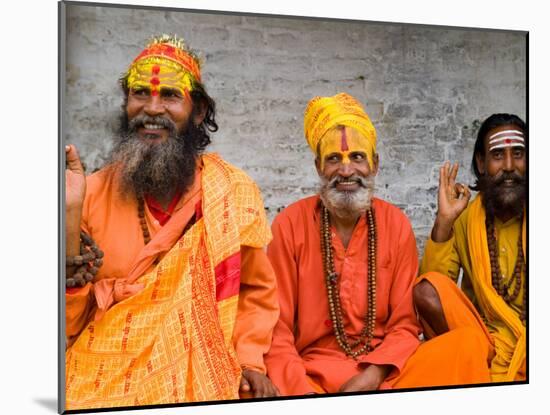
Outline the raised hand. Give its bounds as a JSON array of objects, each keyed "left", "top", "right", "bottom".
[
  {"left": 65, "top": 145, "right": 87, "bottom": 260},
  {"left": 66, "top": 145, "right": 87, "bottom": 211},
  {"left": 432, "top": 161, "right": 471, "bottom": 242}
]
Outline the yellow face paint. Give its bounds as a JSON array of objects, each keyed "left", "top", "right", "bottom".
[
  {"left": 319, "top": 126, "right": 374, "bottom": 169},
  {"left": 127, "top": 57, "right": 194, "bottom": 98}
]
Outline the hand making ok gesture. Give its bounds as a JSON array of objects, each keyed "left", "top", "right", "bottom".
[{"left": 432, "top": 161, "right": 471, "bottom": 242}]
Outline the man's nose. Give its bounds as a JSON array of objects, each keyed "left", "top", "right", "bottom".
[
  {"left": 338, "top": 162, "right": 354, "bottom": 177},
  {"left": 144, "top": 95, "right": 165, "bottom": 116},
  {"left": 503, "top": 149, "right": 514, "bottom": 172}
]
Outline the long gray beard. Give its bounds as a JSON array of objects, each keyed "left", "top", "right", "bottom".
[
  {"left": 108, "top": 116, "right": 197, "bottom": 201},
  {"left": 319, "top": 174, "right": 375, "bottom": 219}
]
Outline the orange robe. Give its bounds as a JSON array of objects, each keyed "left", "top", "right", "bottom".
[
  {"left": 65, "top": 154, "right": 279, "bottom": 408},
  {"left": 265, "top": 196, "right": 490, "bottom": 395}
]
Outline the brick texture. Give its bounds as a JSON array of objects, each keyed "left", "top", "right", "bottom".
[{"left": 64, "top": 4, "right": 526, "bottom": 255}]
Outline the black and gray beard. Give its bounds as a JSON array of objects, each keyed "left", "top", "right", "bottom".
[
  {"left": 319, "top": 174, "right": 375, "bottom": 219},
  {"left": 108, "top": 114, "right": 200, "bottom": 201},
  {"left": 478, "top": 171, "right": 526, "bottom": 219}
]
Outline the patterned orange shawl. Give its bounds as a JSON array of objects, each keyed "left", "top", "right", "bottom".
[{"left": 65, "top": 154, "right": 271, "bottom": 409}]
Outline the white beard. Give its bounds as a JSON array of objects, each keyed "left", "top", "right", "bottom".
[{"left": 319, "top": 174, "right": 375, "bottom": 219}]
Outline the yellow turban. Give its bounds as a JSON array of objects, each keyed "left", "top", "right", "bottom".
[{"left": 304, "top": 93, "right": 377, "bottom": 163}]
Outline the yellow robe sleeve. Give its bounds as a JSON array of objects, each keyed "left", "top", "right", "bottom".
[
  {"left": 420, "top": 209, "right": 476, "bottom": 306},
  {"left": 420, "top": 235, "right": 461, "bottom": 282}
]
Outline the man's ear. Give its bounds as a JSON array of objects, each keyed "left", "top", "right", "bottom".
[
  {"left": 475, "top": 152, "right": 485, "bottom": 175},
  {"left": 371, "top": 153, "right": 380, "bottom": 175},
  {"left": 192, "top": 99, "right": 207, "bottom": 126},
  {"left": 315, "top": 158, "right": 322, "bottom": 177}
]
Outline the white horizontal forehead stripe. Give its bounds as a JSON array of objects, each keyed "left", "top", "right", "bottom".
[
  {"left": 489, "top": 143, "right": 525, "bottom": 150},
  {"left": 489, "top": 129, "right": 524, "bottom": 139},
  {"left": 489, "top": 136, "right": 525, "bottom": 144}
]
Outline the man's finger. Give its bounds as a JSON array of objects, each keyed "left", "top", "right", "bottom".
[
  {"left": 455, "top": 183, "right": 465, "bottom": 199},
  {"left": 449, "top": 162, "right": 459, "bottom": 185},
  {"left": 439, "top": 164, "right": 448, "bottom": 193},
  {"left": 66, "top": 144, "right": 85, "bottom": 174},
  {"left": 239, "top": 377, "right": 250, "bottom": 391}
]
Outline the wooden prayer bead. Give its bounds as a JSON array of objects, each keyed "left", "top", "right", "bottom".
[
  {"left": 74, "top": 273, "right": 85, "bottom": 287},
  {"left": 66, "top": 232, "right": 104, "bottom": 288},
  {"left": 82, "top": 253, "right": 95, "bottom": 262}
]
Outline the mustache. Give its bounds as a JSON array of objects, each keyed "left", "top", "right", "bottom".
[
  {"left": 127, "top": 114, "right": 178, "bottom": 136},
  {"left": 328, "top": 174, "right": 370, "bottom": 188},
  {"left": 492, "top": 172, "right": 525, "bottom": 186}
]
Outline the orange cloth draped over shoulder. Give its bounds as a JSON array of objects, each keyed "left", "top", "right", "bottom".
[
  {"left": 65, "top": 154, "right": 277, "bottom": 410},
  {"left": 419, "top": 195, "right": 526, "bottom": 381}
]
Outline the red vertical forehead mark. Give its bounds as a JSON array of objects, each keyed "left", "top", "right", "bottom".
[
  {"left": 150, "top": 66, "right": 160, "bottom": 96},
  {"left": 340, "top": 128, "right": 349, "bottom": 151}
]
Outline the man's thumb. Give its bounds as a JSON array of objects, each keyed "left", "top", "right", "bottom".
[{"left": 240, "top": 376, "right": 250, "bottom": 391}]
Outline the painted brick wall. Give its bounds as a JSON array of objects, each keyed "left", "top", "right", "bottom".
[{"left": 64, "top": 4, "right": 526, "bottom": 254}]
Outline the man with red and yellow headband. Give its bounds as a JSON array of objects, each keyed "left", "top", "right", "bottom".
[
  {"left": 64, "top": 35, "right": 279, "bottom": 410},
  {"left": 264, "top": 93, "right": 492, "bottom": 395}
]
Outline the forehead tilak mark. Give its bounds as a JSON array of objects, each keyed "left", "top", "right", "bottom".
[
  {"left": 340, "top": 128, "right": 349, "bottom": 152},
  {"left": 150, "top": 65, "right": 161, "bottom": 96},
  {"left": 488, "top": 129, "right": 524, "bottom": 140}
]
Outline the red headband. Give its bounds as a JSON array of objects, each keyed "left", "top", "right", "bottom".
[{"left": 132, "top": 42, "right": 202, "bottom": 82}]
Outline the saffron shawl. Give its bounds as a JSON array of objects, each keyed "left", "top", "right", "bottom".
[
  {"left": 65, "top": 154, "right": 271, "bottom": 409},
  {"left": 467, "top": 195, "right": 526, "bottom": 381}
]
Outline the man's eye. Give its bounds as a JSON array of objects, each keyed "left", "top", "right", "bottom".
[
  {"left": 351, "top": 153, "right": 365, "bottom": 161},
  {"left": 132, "top": 89, "right": 148, "bottom": 96},
  {"left": 513, "top": 148, "right": 525, "bottom": 157},
  {"left": 162, "top": 90, "right": 181, "bottom": 98},
  {"left": 492, "top": 150, "right": 503, "bottom": 159}
]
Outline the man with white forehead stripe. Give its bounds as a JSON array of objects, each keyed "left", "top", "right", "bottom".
[{"left": 415, "top": 113, "right": 527, "bottom": 382}]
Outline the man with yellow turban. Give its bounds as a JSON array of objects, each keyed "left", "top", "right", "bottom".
[
  {"left": 415, "top": 113, "right": 527, "bottom": 382},
  {"left": 64, "top": 35, "right": 279, "bottom": 410},
  {"left": 264, "top": 93, "right": 492, "bottom": 395}
]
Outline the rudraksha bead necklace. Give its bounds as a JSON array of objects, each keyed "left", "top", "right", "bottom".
[
  {"left": 486, "top": 213, "right": 526, "bottom": 324},
  {"left": 321, "top": 205, "right": 377, "bottom": 359},
  {"left": 66, "top": 231, "right": 104, "bottom": 288},
  {"left": 137, "top": 196, "right": 151, "bottom": 245}
]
